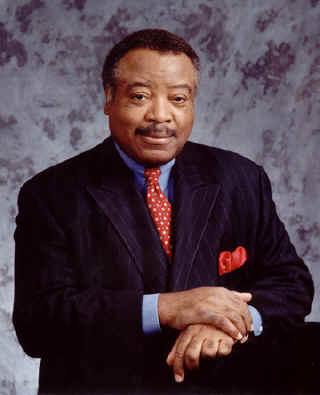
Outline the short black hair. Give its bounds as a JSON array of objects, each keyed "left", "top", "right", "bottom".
[{"left": 101, "top": 28, "right": 200, "bottom": 90}]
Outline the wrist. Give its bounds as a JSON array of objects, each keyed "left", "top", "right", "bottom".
[{"left": 158, "top": 293, "right": 172, "bottom": 327}]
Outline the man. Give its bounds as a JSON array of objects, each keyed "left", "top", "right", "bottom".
[{"left": 13, "top": 29, "right": 315, "bottom": 394}]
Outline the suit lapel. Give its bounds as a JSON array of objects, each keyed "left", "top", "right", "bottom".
[
  {"left": 86, "top": 139, "right": 169, "bottom": 292},
  {"left": 169, "top": 149, "right": 221, "bottom": 291},
  {"left": 85, "top": 138, "right": 224, "bottom": 293}
]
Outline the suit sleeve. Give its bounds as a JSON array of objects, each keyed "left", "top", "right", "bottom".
[
  {"left": 249, "top": 167, "right": 314, "bottom": 333},
  {"left": 13, "top": 181, "right": 144, "bottom": 359}
]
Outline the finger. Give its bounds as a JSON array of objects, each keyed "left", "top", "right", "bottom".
[
  {"left": 210, "top": 315, "right": 243, "bottom": 341},
  {"left": 173, "top": 331, "right": 193, "bottom": 383},
  {"left": 217, "top": 339, "right": 233, "bottom": 357},
  {"left": 240, "top": 334, "right": 249, "bottom": 344},
  {"left": 184, "top": 335, "right": 203, "bottom": 371},
  {"left": 229, "top": 294, "right": 252, "bottom": 333},
  {"left": 232, "top": 291, "right": 252, "bottom": 303},
  {"left": 201, "top": 338, "right": 219, "bottom": 359},
  {"left": 227, "top": 311, "right": 247, "bottom": 337},
  {"left": 218, "top": 290, "right": 251, "bottom": 335},
  {"left": 166, "top": 341, "right": 177, "bottom": 366},
  {"left": 239, "top": 302, "right": 253, "bottom": 333}
]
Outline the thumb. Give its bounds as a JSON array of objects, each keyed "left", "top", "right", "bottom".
[{"left": 232, "top": 291, "right": 252, "bottom": 302}]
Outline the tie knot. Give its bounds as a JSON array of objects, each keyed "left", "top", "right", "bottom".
[{"left": 144, "top": 167, "right": 160, "bottom": 183}]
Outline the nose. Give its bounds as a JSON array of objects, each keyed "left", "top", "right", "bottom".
[{"left": 145, "top": 97, "right": 172, "bottom": 123}]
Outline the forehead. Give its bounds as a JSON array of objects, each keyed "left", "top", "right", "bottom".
[{"left": 115, "top": 49, "right": 198, "bottom": 89}]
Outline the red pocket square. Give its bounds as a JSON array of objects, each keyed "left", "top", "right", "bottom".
[{"left": 219, "top": 246, "right": 247, "bottom": 275}]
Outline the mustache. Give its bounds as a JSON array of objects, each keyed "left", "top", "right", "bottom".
[{"left": 135, "top": 124, "right": 176, "bottom": 138}]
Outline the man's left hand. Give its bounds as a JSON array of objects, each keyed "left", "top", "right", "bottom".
[{"left": 166, "top": 324, "right": 238, "bottom": 383}]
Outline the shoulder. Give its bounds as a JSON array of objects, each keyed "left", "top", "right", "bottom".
[
  {"left": 19, "top": 139, "right": 110, "bottom": 196},
  {"left": 180, "top": 141, "right": 262, "bottom": 183},
  {"left": 24, "top": 139, "right": 110, "bottom": 186}
]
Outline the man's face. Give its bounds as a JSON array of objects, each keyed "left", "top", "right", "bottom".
[{"left": 104, "top": 48, "right": 197, "bottom": 166}]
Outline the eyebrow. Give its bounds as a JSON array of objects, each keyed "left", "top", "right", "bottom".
[
  {"left": 124, "top": 81, "right": 194, "bottom": 93},
  {"left": 167, "top": 84, "right": 193, "bottom": 93},
  {"left": 125, "top": 81, "right": 153, "bottom": 90}
]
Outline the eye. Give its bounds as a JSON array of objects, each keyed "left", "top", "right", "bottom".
[
  {"left": 131, "top": 93, "right": 148, "bottom": 102},
  {"left": 172, "top": 96, "right": 187, "bottom": 104}
]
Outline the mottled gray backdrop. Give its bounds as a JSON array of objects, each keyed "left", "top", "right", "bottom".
[{"left": 0, "top": 0, "right": 319, "bottom": 394}]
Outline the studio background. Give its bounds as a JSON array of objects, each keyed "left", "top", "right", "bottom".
[{"left": 0, "top": 1, "right": 319, "bottom": 394}]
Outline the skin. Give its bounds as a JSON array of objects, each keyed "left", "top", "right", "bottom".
[
  {"left": 104, "top": 48, "right": 253, "bottom": 382},
  {"left": 158, "top": 288, "right": 252, "bottom": 338},
  {"left": 104, "top": 48, "right": 197, "bottom": 166},
  {"left": 166, "top": 324, "right": 236, "bottom": 383}
]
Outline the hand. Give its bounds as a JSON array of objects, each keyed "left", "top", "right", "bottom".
[
  {"left": 166, "top": 324, "right": 236, "bottom": 383},
  {"left": 158, "top": 286, "right": 252, "bottom": 340}
]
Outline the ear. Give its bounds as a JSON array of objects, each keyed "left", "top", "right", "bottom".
[{"left": 104, "top": 87, "right": 113, "bottom": 115}]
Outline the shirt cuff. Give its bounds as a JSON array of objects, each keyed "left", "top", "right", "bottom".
[
  {"left": 142, "top": 293, "right": 161, "bottom": 335},
  {"left": 248, "top": 305, "right": 263, "bottom": 336}
]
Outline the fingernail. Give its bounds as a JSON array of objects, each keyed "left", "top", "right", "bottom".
[
  {"left": 236, "top": 333, "right": 242, "bottom": 340},
  {"left": 250, "top": 324, "right": 254, "bottom": 332},
  {"left": 175, "top": 374, "right": 183, "bottom": 383},
  {"left": 240, "top": 335, "right": 248, "bottom": 344}
]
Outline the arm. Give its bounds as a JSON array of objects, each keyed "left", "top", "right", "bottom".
[
  {"left": 144, "top": 294, "right": 262, "bottom": 336},
  {"left": 13, "top": 181, "right": 144, "bottom": 359},
  {"left": 249, "top": 167, "right": 314, "bottom": 333},
  {"left": 158, "top": 287, "right": 252, "bottom": 340},
  {"left": 163, "top": 166, "right": 313, "bottom": 383}
]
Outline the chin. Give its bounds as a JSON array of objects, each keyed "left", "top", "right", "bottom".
[{"left": 137, "top": 151, "right": 175, "bottom": 166}]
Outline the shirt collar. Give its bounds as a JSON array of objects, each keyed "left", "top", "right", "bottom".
[{"left": 112, "top": 139, "right": 175, "bottom": 193}]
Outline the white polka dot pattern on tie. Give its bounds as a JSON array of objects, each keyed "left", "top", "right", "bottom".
[{"left": 144, "top": 168, "right": 172, "bottom": 258}]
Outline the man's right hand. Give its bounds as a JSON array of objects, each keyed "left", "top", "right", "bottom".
[
  {"left": 166, "top": 323, "right": 236, "bottom": 383},
  {"left": 158, "top": 287, "right": 252, "bottom": 340}
]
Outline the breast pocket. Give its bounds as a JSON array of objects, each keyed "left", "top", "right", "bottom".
[{"left": 217, "top": 259, "right": 251, "bottom": 291}]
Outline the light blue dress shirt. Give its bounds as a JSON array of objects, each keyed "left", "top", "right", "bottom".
[{"left": 113, "top": 140, "right": 263, "bottom": 337}]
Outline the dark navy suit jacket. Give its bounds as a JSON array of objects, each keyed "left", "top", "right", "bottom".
[{"left": 13, "top": 137, "right": 313, "bottom": 393}]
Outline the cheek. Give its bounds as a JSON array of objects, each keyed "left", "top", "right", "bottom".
[
  {"left": 110, "top": 108, "right": 141, "bottom": 132},
  {"left": 118, "top": 107, "right": 145, "bottom": 128},
  {"left": 176, "top": 109, "right": 194, "bottom": 133}
]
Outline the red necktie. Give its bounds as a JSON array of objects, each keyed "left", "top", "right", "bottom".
[{"left": 144, "top": 168, "right": 172, "bottom": 258}]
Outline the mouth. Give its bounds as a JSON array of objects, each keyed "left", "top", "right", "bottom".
[
  {"left": 139, "top": 135, "right": 173, "bottom": 145},
  {"left": 135, "top": 125, "right": 176, "bottom": 146}
]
